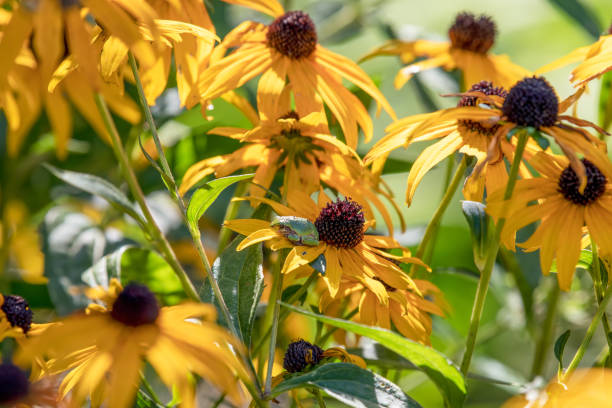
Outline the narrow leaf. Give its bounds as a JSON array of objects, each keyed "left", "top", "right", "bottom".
[
  {"left": 271, "top": 363, "right": 423, "bottom": 408},
  {"left": 186, "top": 174, "right": 254, "bottom": 228},
  {"left": 208, "top": 237, "right": 263, "bottom": 347},
  {"left": 44, "top": 164, "right": 146, "bottom": 226},
  {"left": 280, "top": 303, "right": 466, "bottom": 407},
  {"left": 461, "top": 201, "right": 490, "bottom": 271},
  {"left": 599, "top": 71, "right": 612, "bottom": 131},
  {"left": 547, "top": 0, "right": 601, "bottom": 39},
  {"left": 554, "top": 330, "right": 571, "bottom": 369}
]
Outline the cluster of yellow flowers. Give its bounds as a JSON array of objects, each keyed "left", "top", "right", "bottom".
[{"left": 1, "top": 0, "right": 612, "bottom": 406}]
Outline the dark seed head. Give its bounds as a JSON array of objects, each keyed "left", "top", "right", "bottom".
[
  {"left": 0, "top": 363, "right": 29, "bottom": 404},
  {"left": 283, "top": 339, "right": 324, "bottom": 373},
  {"left": 110, "top": 283, "right": 159, "bottom": 327},
  {"left": 558, "top": 159, "right": 607, "bottom": 206},
  {"left": 457, "top": 80, "right": 508, "bottom": 136},
  {"left": 1, "top": 295, "right": 33, "bottom": 334},
  {"left": 448, "top": 12, "right": 496, "bottom": 54},
  {"left": 502, "top": 76, "right": 559, "bottom": 129},
  {"left": 267, "top": 11, "right": 317, "bottom": 59},
  {"left": 315, "top": 198, "right": 365, "bottom": 248}
]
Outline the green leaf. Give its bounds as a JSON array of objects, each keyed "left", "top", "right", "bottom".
[
  {"left": 271, "top": 363, "right": 423, "bottom": 408},
  {"left": 279, "top": 303, "right": 466, "bottom": 407},
  {"left": 461, "top": 201, "right": 490, "bottom": 271},
  {"left": 43, "top": 164, "right": 146, "bottom": 226},
  {"left": 186, "top": 174, "right": 254, "bottom": 229},
  {"left": 119, "top": 248, "right": 187, "bottom": 306},
  {"left": 547, "top": 0, "right": 601, "bottom": 39},
  {"left": 599, "top": 71, "right": 612, "bottom": 132},
  {"left": 554, "top": 330, "right": 571, "bottom": 369},
  {"left": 207, "top": 237, "right": 264, "bottom": 347},
  {"left": 81, "top": 245, "right": 131, "bottom": 289}
]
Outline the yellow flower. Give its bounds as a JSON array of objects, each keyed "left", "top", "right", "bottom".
[
  {"left": 18, "top": 279, "right": 246, "bottom": 408},
  {"left": 503, "top": 368, "right": 612, "bottom": 408},
  {"left": 225, "top": 190, "right": 427, "bottom": 302},
  {"left": 180, "top": 86, "right": 401, "bottom": 232},
  {"left": 365, "top": 80, "right": 543, "bottom": 204},
  {"left": 0, "top": 8, "right": 141, "bottom": 158},
  {"left": 319, "top": 278, "right": 445, "bottom": 344},
  {"left": 362, "top": 12, "right": 530, "bottom": 90},
  {"left": 197, "top": 7, "right": 395, "bottom": 149},
  {"left": 487, "top": 152, "right": 612, "bottom": 290},
  {"left": 0, "top": 363, "right": 64, "bottom": 407},
  {"left": 368, "top": 76, "right": 611, "bottom": 204},
  {"left": 536, "top": 27, "right": 612, "bottom": 86}
]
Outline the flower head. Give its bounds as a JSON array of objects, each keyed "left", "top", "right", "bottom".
[
  {"left": 1, "top": 295, "right": 33, "bottom": 334},
  {"left": 315, "top": 198, "right": 365, "bottom": 249},
  {"left": 501, "top": 77, "right": 559, "bottom": 128},
  {"left": 362, "top": 11, "right": 529, "bottom": 89},
  {"left": 0, "top": 362, "right": 62, "bottom": 407},
  {"left": 0, "top": 363, "right": 29, "bottom": 404},
  {"left": 267, "top": 11, "right": 317, "bottom": 59},
  {"left": 283, "top": 339, "right": 324, "bottom": 373},
  {"left": 19, "top": 279, "right": 246, "bottom": 407}
]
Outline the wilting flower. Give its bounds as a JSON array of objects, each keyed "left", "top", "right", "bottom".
[
  {"left": 487, "top": 152, "right": 612, "bottom": 290},
  {"left": 536, "top": 25, "right": 612, "bottom": 86},
  {"left": 180, "top": 86, "right": 401, "bottom": 232},
  {"left": 197, "top": 6, "right": 395, "bottom": 148},
  {"left": 362, "top": 12, "right": 529, "bottom": 89},
  {"left": 503, "top": 368, "right": 612, "bottom": 407},
  {"left": 19, "top": 280, "right": 246, "bottom": 408},
  {"left": 319, "top": 278, "right": 444, "bottom": 344},
  {"left": 0, "top": 363, "right": 63, "bottom": 407},
  {"left": 226, "top": 190, "right": 427, "bottom": 303},
  {"left": 365, "top": 80, "right": 543, "bottom": 204}
]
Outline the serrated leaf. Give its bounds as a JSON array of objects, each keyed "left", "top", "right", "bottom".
[
  {"left": 547, "top": 0, "right": 601, "bottom": 39},
  {"left": 461, "top": 201, "right": 490, "bottom": 271},
  {"left": 44, "top": 164, "right": 146, "bottom": 226},
  {"left": 119, "top": 248, "right": 187, "bottom": 306},
  {"left": 554, "top": 330, "right": 571, "bottom": 369},
  {"left": 280, "top": 303, "right": 466, "bottom": 407},
  {"left": 271, "top": 363, "right": 423, "bottom": 408},
  {"left": 206, "top": 237, "right": 263, "bottom": 347},
  {"left": 186, "top": 174, "right": 254, "bottom": 229}
]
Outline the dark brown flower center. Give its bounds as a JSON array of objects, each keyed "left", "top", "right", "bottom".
[
  {"left": 0, "top": 364, "right": 29, "bottom": 404},
  {"left": 283, "top": 339, "right": 324, "bottom": 373},
  {"left": 110, "top": 283, "right": 159, "bottom": 327},
  {"left": 502, "top": 76, "right": 559, "bottom": 129},
  {"left": 457, "top": 80, "right": 507, "bottom": 136},
  {"left": 267, "top": 11, "right": 317, "bottom": 59},
  {"left": 448, "top": 12, "right": 496, "bottom": 54},
  {"left": 1, "top": 295, "right": 33, "bottom": 334},
  {"left": 315, "top": 198, "right": 365, "bottom": 248},
  {"left": 558, "top": 159, "right": 606, "bottom": 205}
]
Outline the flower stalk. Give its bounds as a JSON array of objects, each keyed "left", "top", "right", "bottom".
[{"left": 460, "top": 129, "right": 529, "bottom": 375}]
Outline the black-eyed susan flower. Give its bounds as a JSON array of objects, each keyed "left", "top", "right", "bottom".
[
  {"left": 536, "top": 26, "right": 612, "bottom": 87},
  {"left": 319, "top": 278, "right": 444, "bottom": 344},
  {"left": 362, "top": 12, "right": 530, "bottom": 89},
  {"left": 0, "top": 363, "right": 62, "bottom": 407},
  {"left": 18, "top": 280, "right": 246, "bottom": 408},
  {"left": 365, "top": 80, "right": 543, "bottom": 204},
  {"left": 225, "top": 190, "right": 427, "bottom": 303},
  {"left": 487, "top": 153, "right": 612, "bottom": 291},
  {"left": 180, "top": 87, "right": 400, "bottom": 232},
  {"left": 197, "top": 7, "right": 395, "bottom": 149}
]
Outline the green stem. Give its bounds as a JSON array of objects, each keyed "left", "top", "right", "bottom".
[
  {"left": 530, "top": 281, "right": 560, "bottom": 378},
  {"left": 409, "top": 155, "right": 467, "bottom": 274},
  {"left": 590, "top": 240, "right": 612, "bottom": 365},
  {"left": 264, "top": 251, "right": 285, "bottom": 395},
  {"left": 460, "top": 129, "right": 529, "bottom": 376},
  {"left": 314, "top": 389, "right": 327, "bottom": 408},
  {"left": 563, "top": 281, "right": 612, "bottom": 380},
  {"left": 211, "top": 393, "right": 227, "bottom": 408},
  {"left": 139, "top": 373, "right": 162, "bottom": 405},
  {"left": 253, "top": 271, "right": 319, "bottom": 356},
  {"left": 94, "top": 94, "right": 200, "bottom": 302},
  {"left": 126, "top": 57, "right": 266, "bottom": 403}
]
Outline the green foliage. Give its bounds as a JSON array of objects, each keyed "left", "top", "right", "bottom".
[
  {"left": 547, "top": 0, "right": 601, "bottom": 39},
  {"left": 280, "top": 303, "right": 466, "bottom": 407},
  {"left": 271, "top": 363, "right": 423, "bottom": 408},
  {"left": 186, "top": 174, "right": 254, "bottom": 229},
  {"left": 554, "top": 330, "right": 571, "bottom": 370},
  {"left": 461, "top": 201, "right": 490, "bottom": 272}
]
